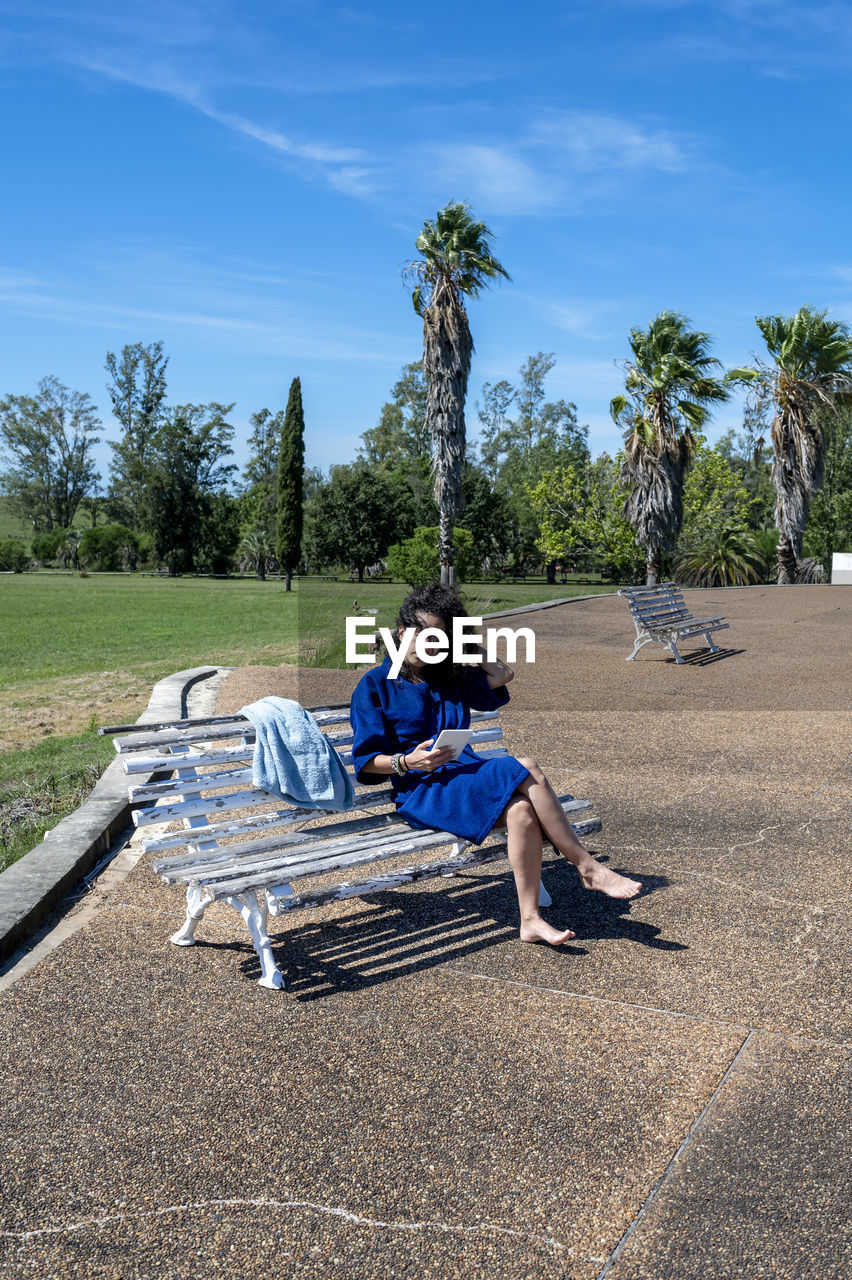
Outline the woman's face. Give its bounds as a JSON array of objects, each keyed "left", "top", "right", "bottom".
[{"left": 397, "top": 610, "right": 445, "bottom": 670}]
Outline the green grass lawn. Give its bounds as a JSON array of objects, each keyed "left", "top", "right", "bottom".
[
  {"left": 0, "top": 571, "right": 618, "bottom": 870},
  {"left": 1, "top": 572, "right": 299, "bottom": 687},
  {"left": 0, "top": 730, "right": 118, "bottom": 872}
]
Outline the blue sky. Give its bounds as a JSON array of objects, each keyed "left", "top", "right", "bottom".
[{"left": 2, "top": 0, "right": 852, "bottom": 482}]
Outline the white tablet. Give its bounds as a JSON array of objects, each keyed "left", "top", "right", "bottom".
[{"left": 429, "top": 729, "right": 472, "bottom": 759}]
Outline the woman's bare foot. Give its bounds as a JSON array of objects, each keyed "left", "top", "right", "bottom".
[
  {"left": 579, "top": 860, "right": 642, "bottom": 899},
  {"left": 519, "top": 916, "right": 576, "bottom": 946}
]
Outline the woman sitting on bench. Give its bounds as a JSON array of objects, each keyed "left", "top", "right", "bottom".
[{"left": 349, "top": 583, "right": 641, "bottom": 947}]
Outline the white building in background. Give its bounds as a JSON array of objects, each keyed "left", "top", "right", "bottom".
[{"left": 831, "top": 553, "right": 852, "bottom": 584}]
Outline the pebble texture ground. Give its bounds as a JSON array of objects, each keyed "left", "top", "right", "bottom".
[{"left": 1, "top": 585, "right": 850, "bottom": 1279}]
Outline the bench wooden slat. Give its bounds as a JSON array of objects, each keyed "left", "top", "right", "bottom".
[
  {"left": 185, "top": 830, "right": 458, "bottom": 893},
  {"left": 123, "top": 745, "right": 254, "bottom": 774},
  {"left": 153, "top": 810, "right": 405, "bottom": 876},
  {"left": 137, "top": 792, "right": 394, "bottom": 854},
  {"left": 266, "top": 816, "right": 602, "bottom": 917},
  {"left": 644, "top": 617, "right": 726, "bottom": 633},
  {"left": 154, "top": 797, "right": 596, "bottom": 882},
  {"left": 207, "top": 804, "right": 599, "bottom": 898}
]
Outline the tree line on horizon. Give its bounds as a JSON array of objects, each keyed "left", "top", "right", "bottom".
[
  {"left": 1, "top": 201, "right": 851, "bottom": 587},
  {"left": 0, "top": 345, "right": 306, "bottom": 587}
]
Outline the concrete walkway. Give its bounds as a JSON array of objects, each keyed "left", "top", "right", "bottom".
[{"left": 1, "top": 586, "right": 850, "bottom": 1279}]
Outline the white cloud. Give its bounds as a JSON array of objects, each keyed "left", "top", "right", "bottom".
[
  {"left": 0, "top": 263, "right": 410, "bottom": 365},
  {"left": 75, "top": 56, "right": 382, "bottom": 196},
  {"left": 542, "top": 299, "right": 624, "bottom": 340},
  {"left": 530, "top": 111, "right": 693, "bottom": 173},
  {"left": 427, "top": 144, "right": 560, "bottom": 215},
  {"left": 423, "top": 111, "right": 700, "bottom": 218}
]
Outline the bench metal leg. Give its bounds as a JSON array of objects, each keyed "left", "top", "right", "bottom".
[
  {"left": 439, "top": 840, "right": 467, "bottom": 875},
  {"left": 171, "top": 884, "right": 215, "bottom": 946},
  {"left": 223, "top": 891, "right": 286, "bottom": 990},
  {"left": 627, "top": 635, "right": 655, "bottom": 661},
  {"left": 704, "top": 631, "right": 721, "bottom": 654},
  {"left": 538, "top": 879, "right": 552, "bottom": 907},
  {"left": 666, "top": 638, "right": 685, "bottom": 664}
]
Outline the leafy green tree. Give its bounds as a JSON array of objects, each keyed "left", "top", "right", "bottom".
[
  {"left": 475, "top": 353, "right": 589, "bottom": 579},
  {"left": 305, "top": 461, "right": 403, "bottom": 582},
  {"left": 677, "top": 440, "right": 758, "bottom": 553},
  {"left": 405, "top": 200, "right": 510, "bottom": 587},
  {"left": 78, "top": 524, "right": 140, "bottom": 571},
  {"left": 611, "top": 312, "right": 731, "bottom": 585},
  {"left": 358, "top": 362, "right": 437, "bottom": 532},
  {"left": 143, "top": 404, "right": 235, "bottom": 575},
  {"left": 474, "top": 378, "right": 515, "bottom": 483},
  {"left": 715, "top": 405, "right": 775, "bottom": 529},
  {"left": 197, "top": 492, "right": 241, "bottom": 575},
  {"left": 734, "top": 306, "right": 852, "bottom": 582},
  {"left": 276, "top": 378, "right": 305, "bottom": 592},
  {"left": 240, "top": 407, "right": 284, "bottom": 535},
  {"left": 359, "top": 363, "right": 430, "bottom": 468},
  {"left": 0, "top": 376, "right": 101, "bottom": 531},
  {"left": 31, "top": 527, "right": 68, "bottom": 563},
  {"left": 386, "top": 526, "right": 479, "bottom": 587},
  {"left": 526, "top": 455, "right": 643, "bottom": 584},
  {"left": 525, "top": 466, "right": 585, "bottom": 568},
  {"left": 105, "top": 341, "right": 168, "bottom": 527},
  {"left": 457, "top": 463, "right": 514, "bottom": 571},
  {"left": 803, "top": 406, "right": 852, "bottom": 572},
  {"left": 0, "top": 539, "right": 29, "bottom": 572}
]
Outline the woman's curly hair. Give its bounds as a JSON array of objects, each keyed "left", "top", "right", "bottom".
[{"left": 376, "top": 583, "right": 471, "bottom": 685}]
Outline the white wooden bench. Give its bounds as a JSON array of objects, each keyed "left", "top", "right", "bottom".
[
  {"left": 101, "top": 701, "right": 602, "bottom": 990},
  {"left": 618, "top": 582, "right": 729, "bottom": 663}
]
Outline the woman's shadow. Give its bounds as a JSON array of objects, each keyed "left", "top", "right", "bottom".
[{"left": 234, "top": 855, "right": 683, "bottom": 999}]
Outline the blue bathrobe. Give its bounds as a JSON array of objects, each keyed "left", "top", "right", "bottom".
[{"left": 349, "top": 656, "right": 530, "bottom": 846}]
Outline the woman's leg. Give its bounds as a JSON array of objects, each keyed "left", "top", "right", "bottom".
[
  {"left": 496, "top": 796, "right": 576, "bottom": 946},
  {"left": 514, "top": 756, "right": 642, "bottom": 900}
]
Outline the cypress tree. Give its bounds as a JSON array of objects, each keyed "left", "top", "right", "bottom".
[{"left": 276, "top": 377, "right": 305, "bottom": 590}]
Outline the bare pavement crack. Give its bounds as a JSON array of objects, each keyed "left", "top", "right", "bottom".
[
  {"left": 594, "top": 1030, "right": 757, "bottom": 1280},
  {"left": 2, "top": 1197, "right": 579, "bottom": 1259}
]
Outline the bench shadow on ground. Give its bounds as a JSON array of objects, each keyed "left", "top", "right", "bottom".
[
  {"left": 675, "top": 645, "right": 746, "bottom": 667},
  {"left": 197, "top": 859, "right": 678, "bottom": 999}
]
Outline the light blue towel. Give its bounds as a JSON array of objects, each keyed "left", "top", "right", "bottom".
[{"left": 239, "top": 696, "right": 354, "bottom": 810}]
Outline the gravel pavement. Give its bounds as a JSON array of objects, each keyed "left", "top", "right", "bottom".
[{"left": 1, "top": 585, "right": 850, "bottom": 1279}]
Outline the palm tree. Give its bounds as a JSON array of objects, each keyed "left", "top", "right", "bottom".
[
  {"left": 733, "top": 306, "right": 852, "bottom": 584},
  {"left": 674, "top": 527, "right": 766, "bottom": 587},
  {"left": 610, "top": 312, "right": 731, "bottom": 586},
  {"left": 57, "top": 528, "right": 82, "bottom": 570},
  {"left": 405, "top": 201, "right": 509, "bottom": 587},
  {"left": 238, "top": 528, "right": 275, "bottom": 581}
]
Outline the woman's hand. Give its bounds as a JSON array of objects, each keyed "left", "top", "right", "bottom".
[{"left": 404, "top": 739, "right": 456, "bottom": 773}]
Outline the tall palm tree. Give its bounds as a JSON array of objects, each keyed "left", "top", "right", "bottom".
[
  {"left": 733, "top": 306, "right": 852, "bottom": 584},
  {"left": 405, "top": 201, "right": 509, "bottom": 587},
  {"left": 610, "top": 312, "right": 731, "bottom": 586}
]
